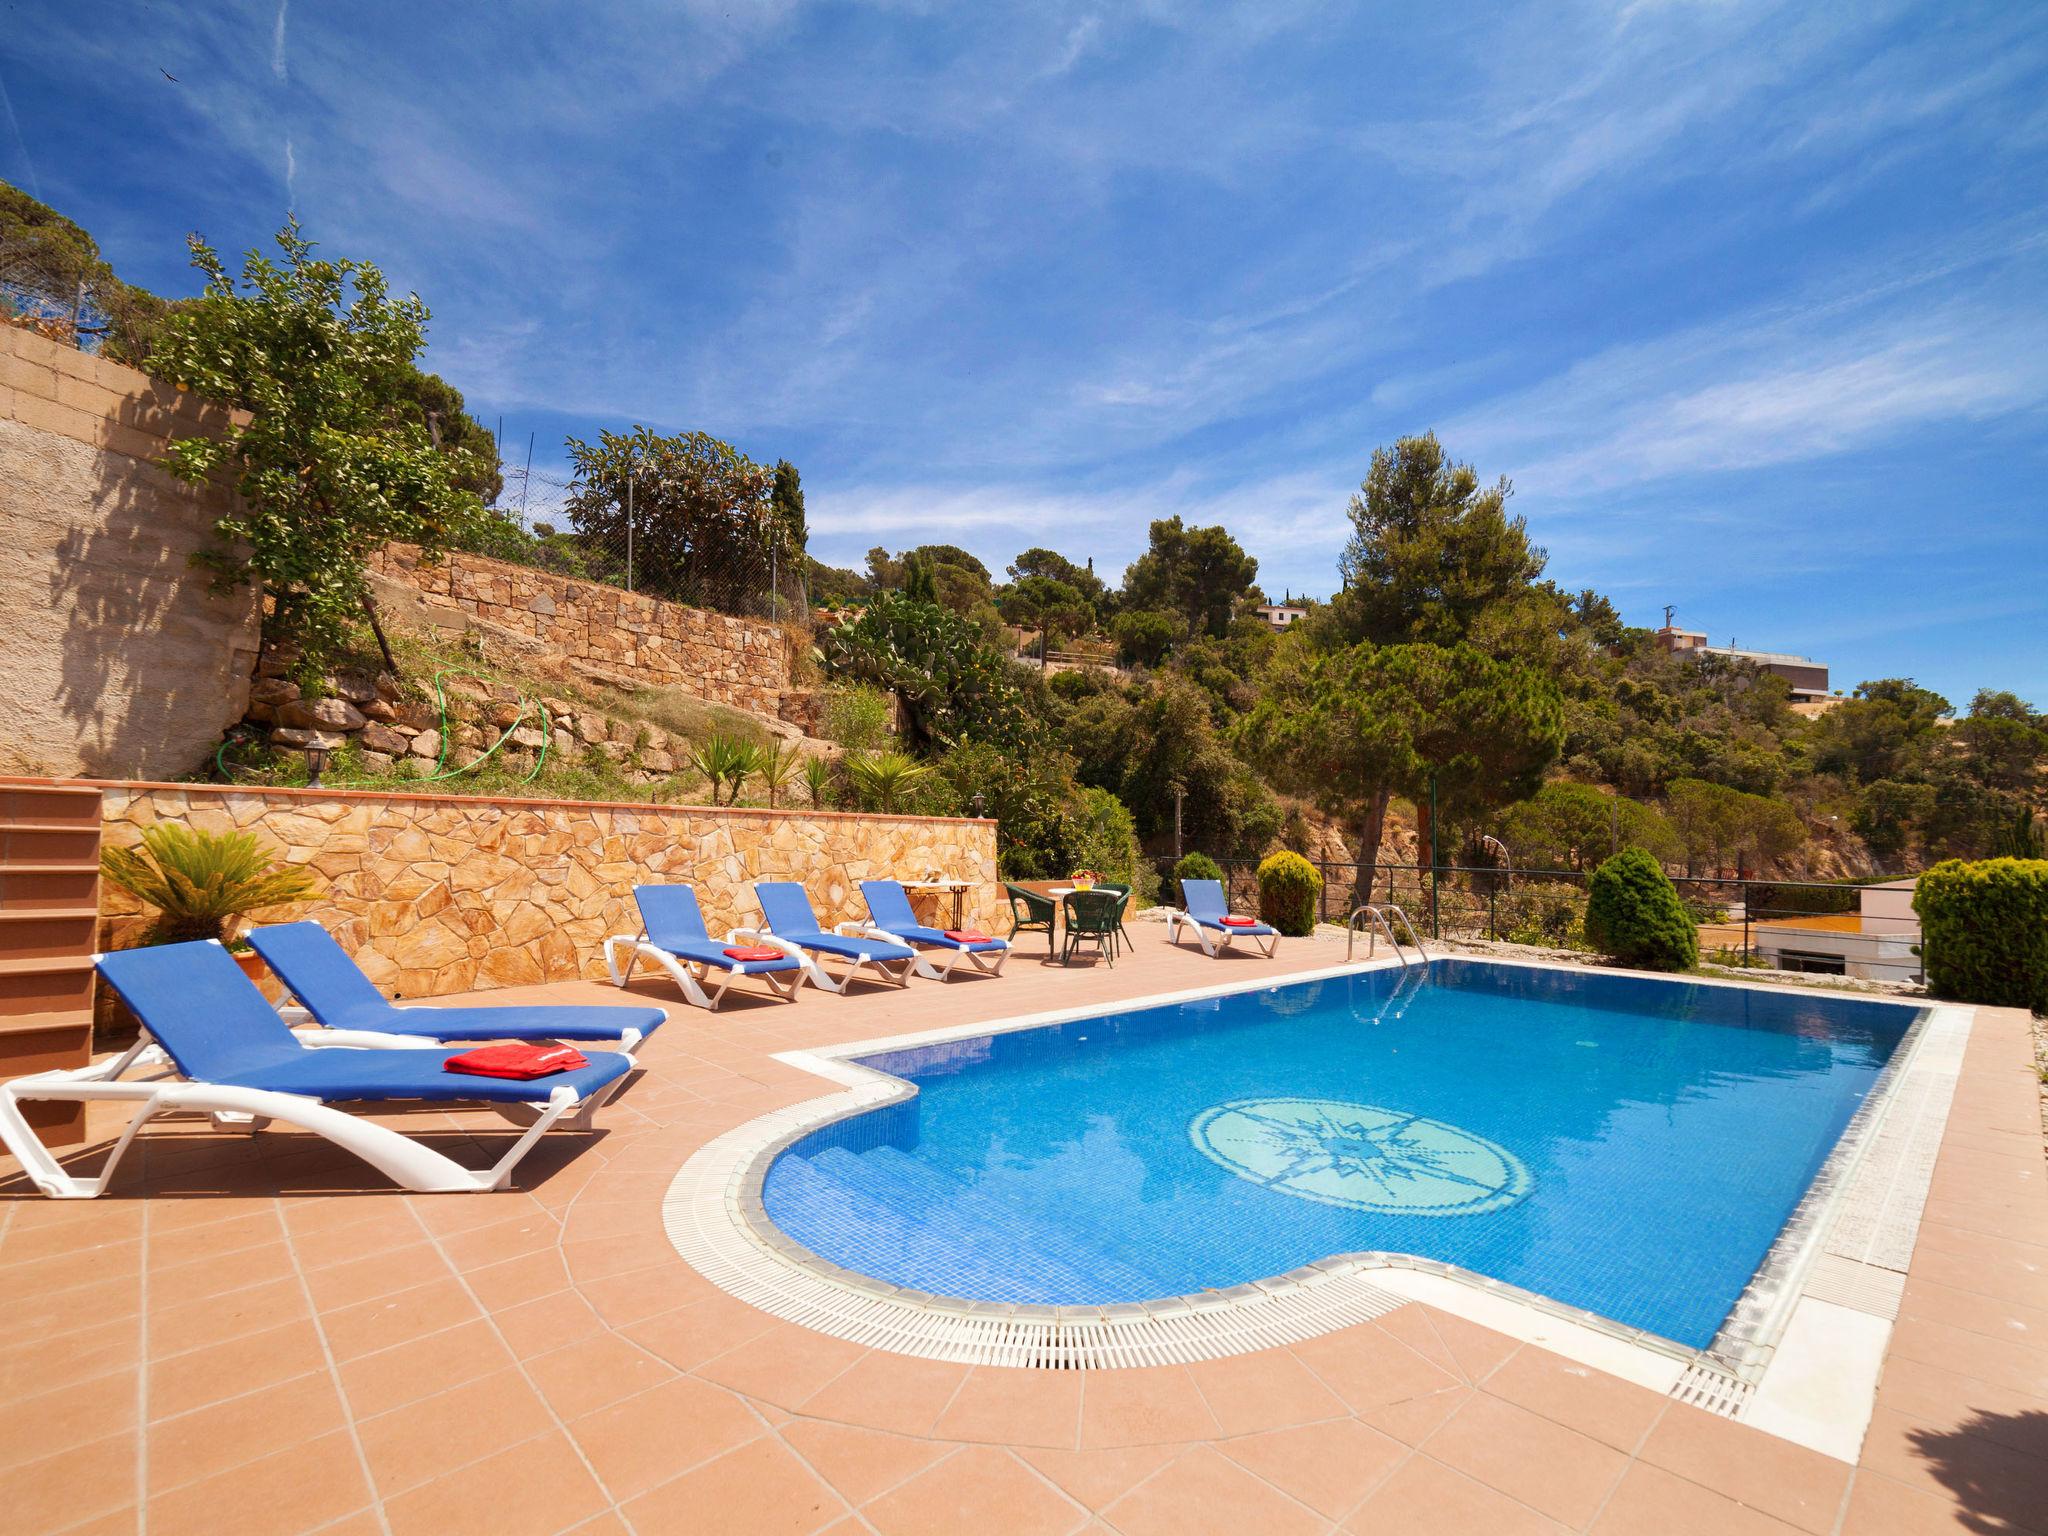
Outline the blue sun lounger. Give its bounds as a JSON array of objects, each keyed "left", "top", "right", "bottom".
[
  {"left": 1168, "top": 878, "right": 1279, "bottom": 957},
  {"left": 753, "top": 880, "right": 916, "bottom": 992},
  {"left": 852, "top": 879, "right": 1008, "bottom": 980},
  {"left": 0, "top": 940, "right": 634, "bottom": 1199},
  {"left": 602, "top": 885, "right": 805, "bottom": 1011},
  {"left": 250, "top": 921, "right": 669, "bottom": 1048}
]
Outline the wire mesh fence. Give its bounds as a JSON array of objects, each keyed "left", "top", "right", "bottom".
[
  {"left": 1156, "top": 856, "right": 1922, "bottom": 981},
  {"left": 459, "top": 461, "right": 810, "bottom": 623}
]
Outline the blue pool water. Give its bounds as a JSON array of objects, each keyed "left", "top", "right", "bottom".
[{"left": 761, "top": 960, "right": 1919, "bottom": 1347}]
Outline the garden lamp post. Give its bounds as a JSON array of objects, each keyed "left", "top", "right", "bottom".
[
  {"left": 970, "top": 792, "right": 987, "bottom": 819},
  {"left": 302, "top": 744, "right": 330, "bottom": 789}
]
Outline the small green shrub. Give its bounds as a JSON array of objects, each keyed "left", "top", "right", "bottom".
[
  {"left": 1914, "top": 858, "right": 2048, "bottom": 1012},
  {"left": 1173, "top": 851, "right": 1223, "bottom": 905},
  {"left": 1498, "top": 883, "right": 1590, "bottom": 949},
  {"left": 99, "top": 824, "right": 319, "bottom": 946},
  {"left": 1584, "top": 848, "right": 1697, "bottom": 971},
  {"left": 821, "top": 684, "right": 894, "bottom": 753},
  {"left": 1257, "top": 851, "right": 1323, "bottom": 936}
]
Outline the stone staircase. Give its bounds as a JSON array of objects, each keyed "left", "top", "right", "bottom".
[{"left": 0, "top": 783, "right": 103, "bottom": 1148}]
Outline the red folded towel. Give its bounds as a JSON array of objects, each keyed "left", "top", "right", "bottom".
[
  {"left": 444, "top": 1043, "right": 588, "bottom": 1080},
  {"left": 943, "top": 929, "right": 992, "bottom": 943},
  {"left": 724, "top": 945, "right": 784, "bottom": 962},
  {"left": 1220, "top": 915, "right": 1258, "bottom": 927}
]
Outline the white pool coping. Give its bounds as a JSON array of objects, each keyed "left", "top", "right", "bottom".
[{"left": 660, "top": 951, "right": 1969, "bottom": 1461}]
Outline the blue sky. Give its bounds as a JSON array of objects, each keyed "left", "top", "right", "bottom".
[{"left": 7, "top": 0, "right": 2046, "bottom": 705}]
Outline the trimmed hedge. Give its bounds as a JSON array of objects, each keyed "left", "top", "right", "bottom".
[
  {"left": 1173, "top": 851, "right": 1223, "bottom": 905},
  {"left": 1257, "top": 851, "right": 1323, "bottom": 937},
  {"left": 1585, "top": 848, "right": 1698, "bottom": 972},
  {"left": 1914, "top": 858, "right": 2048, "bottom": 1013}
]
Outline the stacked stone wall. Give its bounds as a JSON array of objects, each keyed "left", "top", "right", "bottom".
[
  {"left": 368, "top": 544, "right": 817, "bottom": 730},
  {"left": 94, "top": 782, "right": 998, "bottom": 998}
]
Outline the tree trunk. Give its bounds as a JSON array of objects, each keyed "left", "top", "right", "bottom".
[{"left": 1351, "top": 788, "right": 1391, "bottom": 909}]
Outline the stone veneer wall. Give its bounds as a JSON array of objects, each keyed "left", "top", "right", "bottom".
[
  {"left": 0, "top": 327, "right": 262, "bottom": 778},
  {"left": 368, "top": 544, "right": 816, "bottom": 728},
  {"left": 97, "top": 782, "right": 999, "bottom": 998}
]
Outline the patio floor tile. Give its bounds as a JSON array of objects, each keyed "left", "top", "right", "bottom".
[
  {"left": 1589, "top": 1461, "right": 1805, "bottom": 1535},
  {"left": 524, "top": 1330, "right": 676, "bottom": 1420},
  {"left": 355, "top": 1367, "right": 557, "bottom": 1496},
  {"left": 1078, "top": 1364, "right": 1222, "bottom": 1448},
  {"left": 147, "top": 1427, "right": 368, "bottom": 1536},
  {"left": 929, "top": 1364, "right": 1084, "bottom": 1448},
  {"left": 624, "top": 1434, "right": 841, "bottom": 1536},
  {"left": 1344, "top": 1452, "right": 1571, "bottom": 1535},
  {"left": 382, "top": 1429, "right": 610, "bottom": 1536},
  {"left": 864, "top": 1446, "right": 1087, "bottom": 1536},
  {"left": 1185, "top": 1346, "right": 1349, "bottom": 1436},
  {"left": 147, "top": 1319, "right": 327, "bottom": 1421},
  {"left": 146, "top": 1370, "right": 348, "bottom": 1497},
  {"left": 1424, "top": 1389, "right": 1632, "bottom": 1527},
  {"left": 568, "top": 1374, "right": 761, "bottom": 1500},
  {"left": 1478, "top": 1344, "right": 1669, "bottom": 1452},
  {"left": 1014, "top": 1443, "right": 1181, "bottom": 1510},
  {"left": 795, "top": 1349, "right": 970, "bottom": 1437},
  {"left": 1637, "top": 1403, "right": 1851, "bottom": 1533},
  {"left": 779, "top": 1418, "right": 951, "bottom": 1506},
  {"left": 335, "top": 1317, "right": 514, "bottom": 1418},
  {"left": 1218, "top": 1417, "right": 1409, "bottom": 1519}
]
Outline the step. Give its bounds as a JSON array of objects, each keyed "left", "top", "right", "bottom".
[
  {"left": 0, "top": 909, "right": 100, "bottom": 960},
  {"left": 0, "top": 826, "right": 103, "bottom": 862},
  {"left": 0, "top": 1008, "right": 94, "bottom": 1037},
  {"left": 0, "top": 960, "right": 93, "bottom": 1013},
  {"left": 0, "top": 1012, "right": 90, "bottom": 1147},
  {"left": 0, "top": 867, "right": 98, "bottom": 910},
  {"left": 0, "top": 785, "right": 103, "bottom": 825}
]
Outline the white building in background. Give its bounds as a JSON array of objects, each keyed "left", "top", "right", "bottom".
[
  {"left": 1254, "top": 596, "right": 1310, "bottom": 630},
  {"left": 1749, "top": 877, "right": 1922, "bottom": 981}
]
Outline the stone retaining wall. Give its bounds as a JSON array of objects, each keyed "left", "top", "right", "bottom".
[
  {"left": 0, "top": 326, "right": 262, "bottom": 778},
  {"left": 369, "top": 544, "right": 816, "bottom": 729},
  {"left": 96, "top": 782, "right": 999, "bottom": 998}
]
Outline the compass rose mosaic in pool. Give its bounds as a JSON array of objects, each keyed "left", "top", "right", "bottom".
[{"left": 1189, "top": 1096, "right": 1534, "bottom": 1216}]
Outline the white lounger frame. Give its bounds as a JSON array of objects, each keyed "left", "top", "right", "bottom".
[
  {"left": 0, "top": 1029, "right": 630, "bottom": 1200},
  {"left": 602, "top": 926, "right": 806, "bottom": 1011},
  {"left": 844, "top": 922, "right": 1009, "bottom": 981},
  {"left": 778, "top": 926, "right": 913, "bottom": 993},
  {"left": 1164, "top": 908, "right": 1280, "bottom": 958}
]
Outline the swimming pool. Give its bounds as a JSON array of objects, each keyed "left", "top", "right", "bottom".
[{"left": 760, "top": 959, "right": 1921, "bottom": 1349}]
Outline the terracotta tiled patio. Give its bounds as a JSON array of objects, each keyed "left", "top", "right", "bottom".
[{"left": 3, "top": 933, "right": 2044, "bottom": 1535}]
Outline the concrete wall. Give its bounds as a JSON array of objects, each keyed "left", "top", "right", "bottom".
[
  {"left": 368, "top": 544, "right": 814, "bottom": 726},
  {"left": 96, "top": 781, "right": 1000, "bottom": 999},
  {"left": 0, "top": 327, "right": 261, "bottom": 779}
]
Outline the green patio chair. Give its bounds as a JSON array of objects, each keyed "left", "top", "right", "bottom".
[
  {"left": 1062, "top": 889, "right": 1121, "bottom": 967},
  {"left": 1005, "top": 882, "right": 1056, "bottom": 957},
  {"left": 1095, "top": 882, "right": 1134, "bottom": 955}
]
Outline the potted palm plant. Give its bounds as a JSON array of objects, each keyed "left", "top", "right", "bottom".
[{"left": 99, "top": 824, "right": 320, "bottom": 980}]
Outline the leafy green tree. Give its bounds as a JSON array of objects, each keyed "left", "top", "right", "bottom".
[
  {"left": 1953, "top": 690, "right": 2044, "bottom": 793},
  {"left": 1238, "top": 639, "right": 1563, "bottom": 900},
  {"left": 1852, "top": 779, "right": 1936, "bottom": 867},
  {"left": 1120, "top": 516, "right": 1259, "bottom": 639},
  {"left": 396, "top": 365, "right": 503, "bottom": 503},
  {"left": 1663, "top": 777, "right": 1805, "bottom": 876},
  {"left": 1328, "top": 433, "right": 1547, "bottom": 649},
  {"left": 903, "top": 553, "right": 939, "bottom": 605},
  {"left": 1065, "top": 677, "right": 1280, "bottom": 855},
  {"left": 1112, "top": 609, "right": 1183, "bottom": 668},
  {"left": 997, "top": 575, "right": 1093, "bottom": 669},
  {"left": 770, "top": 460, "right": 807, "bottom": 564},
  {"left": 822, "top": 591, "right": 1043, "bottom": 753},
  {"left": 0, "top": 178, "right": 172, "bottom": 363},
  {"left": 1499, "top": 782, "right": 1680, "bottom": 870},
  {"left": 1807, "top": 679, "right": 1951, "bottom": 784},
  {"left": 1009, "top": 548, "right": 1109, "bottom": 613},
  {"left": 563, "top": 426, "right": 789, "bottom": 612},
  {"left": 152, "top": 221, "right": 490, "bottom": 671},
  {"left": 868, "top": 545, "right": 994, "bottom": 614}
]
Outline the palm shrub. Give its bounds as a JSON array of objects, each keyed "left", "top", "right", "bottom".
[
  {"left": 1257, "top": 851, "right": 1323, "bottom": 936},
  {"left": 755, "top": 742, "right": 804, "bottom": 809},
  {"left": 847, "top": 751, "right": 936, "bottom": 812},
  {"left": 1173, "top": 851, "right": 1224, "bottom": 905},
  {"left": 1584, "top": 848, "right": 1697, "bottom": 971},
  {"left": 802, "top": 754, "right": 834, "bottom": 810},
  {"left": 100, "top": 824, "right": 319, "bottom": 947},
  {"left": 687, "top": 735, "right": 763, "bottom": 805},
  {"left": 1914, "top": 858, "right": 2048, "bottom": 1012}
]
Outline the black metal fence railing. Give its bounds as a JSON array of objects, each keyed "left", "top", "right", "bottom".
[{"left": 1152, "top": 857, "right": 1921, "bottom": 982}]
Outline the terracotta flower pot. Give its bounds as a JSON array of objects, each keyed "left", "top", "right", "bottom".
[{"left": 231, "top": 949, "right": 269, "bottom": 985}]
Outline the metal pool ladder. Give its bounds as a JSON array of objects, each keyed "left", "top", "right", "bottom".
[{"left": 1346, "top": 904, "right": 1429, "bottom": 965}]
